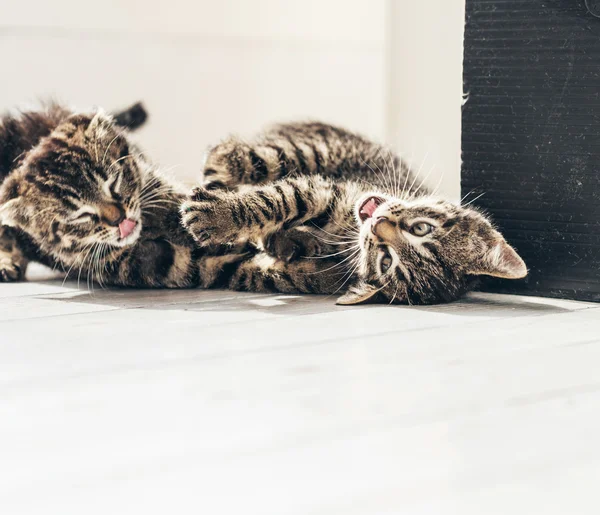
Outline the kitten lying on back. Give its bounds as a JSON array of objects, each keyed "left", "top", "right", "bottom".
[{"left": 181, "top": 122, "right": 527, "bottom": 304}]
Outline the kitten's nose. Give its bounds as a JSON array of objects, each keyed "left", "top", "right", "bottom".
[
  {"left": 371, "top": 216, "right": 396, "bottom": 241},
  {"left": 101, "top": 203, "right": 126, "bottom": 226},
  {"left": 371, "top": 216, "right": 388, "bottom": 236}
]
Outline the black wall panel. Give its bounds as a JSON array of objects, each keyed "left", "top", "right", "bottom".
[{"left": 462, "top": 0, "right": 600, "bottom": 301}]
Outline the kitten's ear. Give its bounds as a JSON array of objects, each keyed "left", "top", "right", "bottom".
[
  {"left": 112, "top": 102, "right": 148, "bottom": 131},
  {"left": 336, "top": 281, "right": 380, "bottom": 306},
  {"left": 471, "top": 238, "right": 527, "bottom": 279}
]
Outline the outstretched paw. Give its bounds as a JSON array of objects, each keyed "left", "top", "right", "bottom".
[
  {"left": 0, "top": 257, "right": 24, "bottom": 282},
  {"left": 201, "top": 139, "right": 247, "bottom": 191},
  {"left": 264, "top": 228, "right": 322, "bottom": 263},
  {"left": 180, "top": 187, "right": 239, "bottom": 247}
]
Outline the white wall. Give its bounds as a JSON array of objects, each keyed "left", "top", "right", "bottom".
[
  {"left": 0, "top": 0, "right": 464, "bottom": 196},
  {"left": 386, "top": 0, "right": 466, "bottom": 200},
  {"left": 0, "top": 0, "right": 386, "bottom": 185}
]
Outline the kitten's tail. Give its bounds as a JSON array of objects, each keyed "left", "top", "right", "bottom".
[{"left": 112, "top": 102, "right": 148, "bottom": 131}]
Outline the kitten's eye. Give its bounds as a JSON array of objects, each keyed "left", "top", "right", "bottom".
[
  {"left": 111, "top": 190, "right": 122, "bottom": 202},
  {"left": 71, "top": 212, "right": 99, "bottom": 224},
  {"left": 379, "top": 250, "right": 393, "bottom": 274},
  {"left": 410, "top": 222, "right": 433, "bottom": 237}
]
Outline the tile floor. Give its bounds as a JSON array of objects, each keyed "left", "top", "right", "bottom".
[{"left": 1, "top": 265, "right": 599, "bottom": 514}]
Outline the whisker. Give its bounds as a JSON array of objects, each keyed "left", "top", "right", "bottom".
[
  {"left": 389, "top": 282, "right": 401, "bottom": 304},
  {"left": 463, "top": 191, "right": 486, "bottom": 207},
  {"left": 412, "top": 163, "right": 437, "bottom": 198},
  {"left": 61, "top": 242, "right": 93, "bottom": 286},
  {"left": 382, "top": 147, "right": 400, "bottom": 198},
  {"left": 306, "top": 248, "right": 361, "bottom": 275},
  {"left": 430, "top": 167, "right": 447, "bottom": 197},
  {"left": 311, "top": 224, "right": 358, "bottom": 242},
  {"left": 107, "top": 154, "right": 133, "bottom": 173},
  {"left": 362, "top": 156, "right": 393, "bottom": 195},
  {"left": 399, "top": 146, "right": 416, "bottom": 199},
  {"left": 460, "top": 188, "right": 479, "bottom": 204},
  {"left": 101, "top": 129, "right": 127, "bottom": 165},
  {"left": 329, "top": 255, "right": 364, "bottom": 295},
  {"left": 77, "top": 242, "right": 97, "bottom": 290},
  {"left": 312, "top": 235, "right": 359, "bottom": 246},
  {"left": 304, "top": 245, "right": 361, "bottom": 260},
  {"left": 405, "top": 149, "right": 430, "bottom": 199}
]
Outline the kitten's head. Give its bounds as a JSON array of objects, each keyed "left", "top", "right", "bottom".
[
  {"left": 337, "top": 193, "right": 527, "bottom": 305},
  {"left": 0, "top": 110, "right": 146, "bottom": 263}
]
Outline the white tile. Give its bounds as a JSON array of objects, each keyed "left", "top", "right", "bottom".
[{"left": 0, "top": 285, "right": 599, "bottom": 514}]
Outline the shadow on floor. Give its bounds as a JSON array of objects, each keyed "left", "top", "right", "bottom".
[
  {"left": 36, "top": 280, "right": 580, "bottom": 318},
  {"left": 410, "top": 292, "right": 577, "bottom": 317},
  {"left": 41, "top": 282, "right": 352, "bottom": 316}
]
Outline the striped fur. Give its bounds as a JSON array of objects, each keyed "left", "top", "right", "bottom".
[
  {"left": 0, "top": 106, "right": 348, "bottom": 293},
  {"left": 182, "top": 122, "right": 527, "bottom": 304},
  {"left": 0, "top": 108, "right": 527, "bottom": 304},
  {"left": 0, "top": 103, "right": 251, "bottom": 288}
]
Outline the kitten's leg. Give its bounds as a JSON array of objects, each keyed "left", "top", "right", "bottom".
[
  {"left": 201, "top": 129, "right": 328, "bottom": 190},
  {"left": 101, "top": 238, "right": 250, "bottom": 289},
  {"left": 201, "top": 122, "right": 410, "bottom": 191},
  {"left": 205, "top": 251, "right": 348, "bottom": 295},
  {"left": 181, "top": 175, "right": 337, "bottom": 247},
  {"left": 0, "top": 226, "right": 28, "bottom": 282},
  {"left": 107, "top": 239, "right": 196, "bottom": 288},
  {"left": 200, "top": 137, "right": 282, "bottom": 190}
]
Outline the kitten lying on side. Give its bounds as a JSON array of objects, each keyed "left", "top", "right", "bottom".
[
  {"left": 181, "top": 122, "right": 527, "bottom": 304},
  {"left": 0, "top": 103, "right": 247, "bottom": 287},
  {"left": 0, "top": 102, "right": 145, "bottom": 282}
]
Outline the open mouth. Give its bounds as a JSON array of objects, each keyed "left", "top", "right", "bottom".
[{"left": 358, "top": 196, "right": 385, "bottom": 222}]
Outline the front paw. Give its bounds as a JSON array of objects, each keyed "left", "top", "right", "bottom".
[
  {"left": 264, "top": 228, "right": 322, "bottom": 263},
  {"left": 0, "top": 257, "right": 24, "bottom": 282},
  {"left": 180, "top": 187, "right": 238, "bottom": 246}
]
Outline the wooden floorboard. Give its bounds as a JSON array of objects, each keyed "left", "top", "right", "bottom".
[{"left": 1, "top": 269, "right": 599, "bottom": 514}]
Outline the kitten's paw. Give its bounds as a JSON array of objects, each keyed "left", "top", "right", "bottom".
[
  {"left": 0, "top": 257, "right": 24, "bottom": 282},
  {"left": 180, "top": 188, "right": 238, "bottom": 246},
  {"left": 201, "top": 141, "right": 244, "bottom": 191},
  {"left": 201, "top": 176, "right": 232, "bottom": 191},
  {"left": 201, "top": 137, "right": 273, "bottom": 189},
  {"left": 264, "top": 228, "right": 322, "bottom": 263}
]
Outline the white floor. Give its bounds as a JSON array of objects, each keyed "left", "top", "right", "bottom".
[{"left": 1, "top": 265, "right": 600, "bottom": 515}]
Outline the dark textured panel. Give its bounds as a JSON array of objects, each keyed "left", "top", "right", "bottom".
[{"left": 462, "top": 0, "right": 600, "bottom": 301}]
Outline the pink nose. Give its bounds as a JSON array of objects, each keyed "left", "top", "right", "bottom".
[{"left": 118, "top": 219, "right": 137, "bottom": 239}]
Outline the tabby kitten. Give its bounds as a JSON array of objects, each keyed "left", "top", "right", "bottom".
[
  {"left": 181, "top": 122, "right": 527, "bottom": 304},
  {"left": 0, "top": 102, "right": 144, "bottom": 282},
  {"left": 0, "top": 103, "right": 246, "bottom": 287}
]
